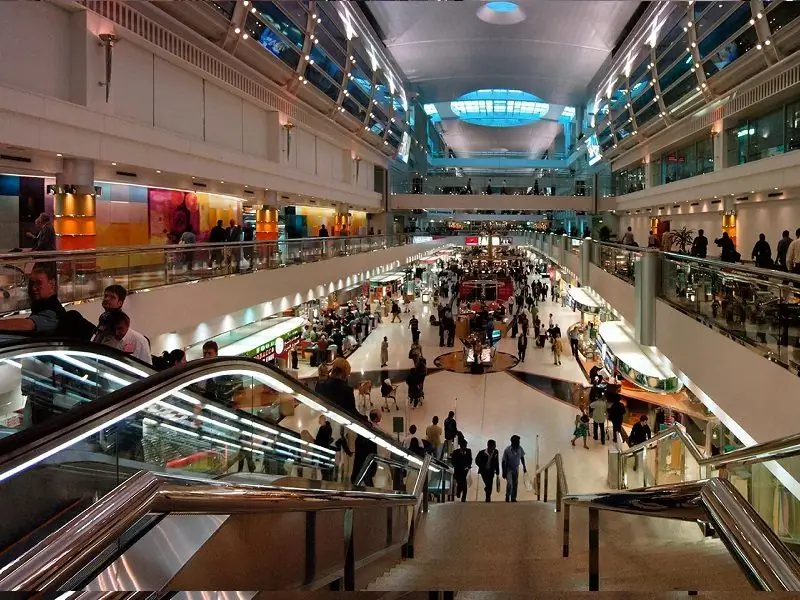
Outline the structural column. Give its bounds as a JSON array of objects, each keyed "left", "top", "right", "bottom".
[
  {"left": 580, "top": 238, "right": 592, "bottom": 287},
  {"left": 635, "top": 250, "right": 659, "bottom": 347},
  {"left": 713, "top": 121, "right": 728, "bottom": 171},
  {"left": 256, "top": 191, "right": 279, "bottom": 241},
  {"left": 560, "top": 234, "right": 569, "bottom": 267},
  {"left": 54, "top": 158, "right": 95, "bottom": 251}
]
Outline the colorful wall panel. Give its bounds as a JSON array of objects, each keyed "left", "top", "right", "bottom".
[
  {"left": 0, "top": 174, "right": 47, "bottom": 251},
  {"left": 148, "top": 189, "right": 242, "bottom": 244}
]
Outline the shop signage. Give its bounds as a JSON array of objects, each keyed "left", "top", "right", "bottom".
[
  {"left": 465, "top": 236, "right": 479, "bottom": 246},
  {"left": 616, "top": 359, "right": 682, "bottom": 394},
  {"left": 244, "top": 328, "right": 302, "bottom": 363}
]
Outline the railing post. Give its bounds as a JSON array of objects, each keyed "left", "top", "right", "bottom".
[
  {"left": 343, "top": 508, "right": 355, "bottom": 591},
  {"left": 536, "top": 472, "right": 541, "bottom": 501},
  {"left": 562, "top": 502, "right": 570, "bottom": 557},
  {"left": 556, "top": 474, "right": 563, "bottom": 513},
  {"left": 589, "top": 507, "right": 600, "bottom": 591},
  {"left": 543, "top": 467, "right": 549, "bottom": 503},
  {"left": 422, "top": 471, "right": 429, "bottom": 513},
  {"left": 304, "top": 511, "right": 316, "bottom": 586}
]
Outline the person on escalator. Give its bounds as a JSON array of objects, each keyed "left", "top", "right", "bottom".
[
  {"left": 351, "top": 409, "right": 380, "bottom": 486},
  {"left": 450, "top": 436, "right": 473, "bottom": 503},
  {"left": 93, "top": 284, "right": 127, "bottom": 345},
  {"left": 105, "top": 311, "right": 152, "bottom": 364},
  {"left": 316, "top": 357, "right": 358, "bottom": 417}
]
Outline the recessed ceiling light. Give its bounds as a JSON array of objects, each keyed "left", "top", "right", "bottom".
[{"left": 56, "top": 153, "right": 62, "bottom": 157}]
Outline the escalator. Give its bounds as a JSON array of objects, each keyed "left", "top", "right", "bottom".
[{"left": 0, "top": 340, "right": 447, "bottom": 587}]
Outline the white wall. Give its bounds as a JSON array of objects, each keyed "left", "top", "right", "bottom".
[
  {"left": 588, "top": 264, "right": 637, "bottom": 325},
  {"left": 737, "top": 198, "right": 800, "bottom": 255},
  {"left": 655, "top": 300, "right": 800, "bottom": 443},
  {"left": 73, "top": 242, "right": 448, "bottom": 353},
  {"left": 0, "top": 2, "right": 384, "bottom": 210}
]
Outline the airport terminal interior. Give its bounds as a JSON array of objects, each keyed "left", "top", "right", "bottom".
[{"left": 3, "top": 0, "right": 800, "bottom": 596}]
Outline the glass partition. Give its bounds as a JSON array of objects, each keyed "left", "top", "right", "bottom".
[
  {"left": 593, "top": 243, "right": 641, "bottom": 284},
  {"left": 659, "top": 253, "right": 800, "bottom": 374},
  {"left": 0, "top": 235, "right": 406, "bottom": 317}
]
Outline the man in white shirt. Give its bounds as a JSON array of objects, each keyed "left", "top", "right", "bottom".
[
  {"left": 786, "top": 228, "right": 800, "bottom": 274},
  {"left": 106, "top": 311, "right": 152, "bottom": 364}
]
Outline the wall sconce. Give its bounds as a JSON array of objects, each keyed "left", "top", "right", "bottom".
[
  {"left": 354, "top": 155, "right": 362, "bottom": 182},
  {"left": 282, "top": 122, "right": 295, "bottom": 160},
  {"left": 98, "top": 33, "right": 119, "bottom": 103}
]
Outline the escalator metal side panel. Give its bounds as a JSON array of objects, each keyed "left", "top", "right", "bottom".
[
  {"left": 172, "top": 593, "right": 256, "bottom": 600},
  {"left": 84, "top": 515, "right": 229, "bottom": 591}
]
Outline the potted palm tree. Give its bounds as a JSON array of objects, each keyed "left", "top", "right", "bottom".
[{"left": 670, "top": 226, "right": 695, "bottom": 253}]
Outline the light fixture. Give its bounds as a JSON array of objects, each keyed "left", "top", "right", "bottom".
[
  {"left": 765, "top": 39, "right": 771, "bottom": 46},
  {"left": 701, "top": 82, "right": 707, "bottom": 88},
  {"left": 309, "top": 59, "right": 314, "bottom": 65},
  {"left": 250, "top": 6, "right": 256, "bottom": 12},
  {"left": 156, "top": 170, "right": 161, "bottom": 173},
  {"left": 691, "top": 42, "right": 696, "bottom": 48},
  {"left": 298, "top": 75, "right": 304, "bottom": 81},
  {"left": 242, "top": 33, "right": 249, "bottom": 40},
  {"left": 111, "top": 162, "right": 117, "bottom": 166},
  {"left": 304, "top": 55, "right": 310, "bottom": 60},
  {"left": 757, "top": 12, "right": 763, "bottom": 19},
  {"left": 312, "top": 13, "right": 317, "bottom": 18},
  {"left": 243, "top": 0, "right": 249, "bottom": 5},
  {"left": 56, "top": 153, "right": 62, "bottom": 157},
  {"left": 220, "top": 181, "right": 224, "bottom": 184},
  {"left": 234, "top": 27, "right": 241, "bottom": 34},
  {"left": 756, "top": 43, "right": 763, "bottom": 50},
  {"left": 749, "top": 18, "right": 755, "bottom": 25},
  {"left": 687, "top": 21, "right": 693, "bottom": 27}
]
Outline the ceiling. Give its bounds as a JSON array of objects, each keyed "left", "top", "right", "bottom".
[{"left": 365, "top": 0, "right": 642, "bottom": 155}]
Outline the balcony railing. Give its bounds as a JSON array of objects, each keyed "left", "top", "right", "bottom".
[{"left": 0, "top": 234, "right": 412, "bottom": 316}]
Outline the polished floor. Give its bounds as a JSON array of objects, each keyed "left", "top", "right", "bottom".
[{"left": 295, "top": 287, "right": 615, "bottom": 498}]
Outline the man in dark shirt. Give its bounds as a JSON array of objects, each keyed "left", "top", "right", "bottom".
[
  {"left": 0, "top": 268, "right": 62, "bottom": 336},
  {"left": 776, "top": 230, "right": 792, "bottom": 271},
  {"left": 208, "top": 219, "right": 226, "bottom": 268},
  {"left": 628, "top": 415, "right": 652, "bottom": 471},
  {"left": 93, "top": 284, "right": 127, "bottom": 345},
  {"left": 751, "top": 233, "right": 772, "bottom": 268},
  {"left": 475, "top": 439, "right": 500, "bottom": 502},
  {"left": 409, "top": 314, "right": 420, "bottom": 344},
  {"left": 690, "top": 229, "right": 708, "bottom": 258}
]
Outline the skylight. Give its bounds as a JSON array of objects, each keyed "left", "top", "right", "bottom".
[
  {"left": 561, "top": 106, "right": 576, "bottom": 120},
  {"left": 423, "top": 103, "right": 441, "bottom": 123},
  {"left": 450, "top": 89, "right": 549, "bottom": 127}
]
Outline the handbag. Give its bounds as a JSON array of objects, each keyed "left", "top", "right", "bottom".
[{"left": 495, "top": 475, "right": 501, "bottom": 493}]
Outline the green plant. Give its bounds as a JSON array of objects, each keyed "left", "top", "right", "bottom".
[
  {"left": 599, "top": 225, "right": 612, "bottom": 242},
  {"left": 671, "top": 226, "right": 695, "bottom": 253}
]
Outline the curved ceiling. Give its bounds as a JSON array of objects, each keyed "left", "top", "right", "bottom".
[{"left": 366, "top": 0, "right": 642, "bottom": 106}]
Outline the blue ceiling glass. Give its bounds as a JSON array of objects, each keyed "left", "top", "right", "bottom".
[{"left": 450, "top": 89, "right": 549, "bottom": 127}]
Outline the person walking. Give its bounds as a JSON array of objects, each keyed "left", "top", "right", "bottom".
[
  {"left": 571, "top": 410, "right": 590, "bottom": 448},
  {"left": 501, "top": 435, "right": 527, "bottom": 503},
  {"left": 425, "top": 415, "right": 443, "bottom": 457},
  {"left": 621, "top": 227, "right": 636, "bottom": 246},
  {"left": 409, "top": 314, "right": 420, "bottom": 344},
  {"left": 691, "top": 229, "right": 708, "bottom": 258},
  {"left": 776, "top": 230, "right": 792, "bottom": 271},
  {"left": 628, "top": 415, "right": 652, "bottom": 471},
  {"left": 380, "top": 336, "right": 389, "bottom": 368},
  {"left": 475, "top": 439, "right": 500, "bottom": 502},
  {"left": 714, "top": 231, "right": 739, "bottom": 263},
  {"left": 391, "top": 300, "right": 402, "bottom": 323},
  {"left": 589, "top": 395, "right": 608, "bottom": 445},
  {"left": 607, "top": 392, "right": 627, "bottom": 443},
  {"left": 443, "top": 411, "right": 458, "bottom": 457},
  {"left": 751, "top": 233, "right": 773, "bottom": 268},
  {"left": 450, "top": 437, "right": 473, "bottom": 502},
  {"left": 551, "top": 333, "right": 563, "bottom": 365},
  {"left": 568, "top": 326, "right": 580, "bottom": 359},
  {"left": 517, "top": 332, "right": 528, "bottom": 362},
  {"left": 788, "top": 228, "right": 800, "bottom": 274},
  {"left": 318, "top": 224, "right": 329, "bottom": 237}
]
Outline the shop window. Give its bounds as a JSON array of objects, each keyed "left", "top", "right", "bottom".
[
  {"left": 662, "top": 70, "right": 699, "bottom": 109},
  {"left": 310, "top": 45, "right": 344, "bottom": 86},
  {"left": 246, "top": 14, "right": 301, "bottom": 70},
  {"left": 251, "top": 2, "right": 305, "bottom": 49},
  {"left": 636, "top": 102, "right": 660, "bottom": 128},
  {"left": 632, "top": 84, "right": 655, "bottom": 116},
  {"left": 787, "top": 100, "right": 800, "bottom": 152},
  {"left": 765, "top": 0, "right": 800, "bottom": 36}
]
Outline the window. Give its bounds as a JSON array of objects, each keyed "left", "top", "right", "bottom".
[
  {"left": 246, "top": 14, "right": 301, "bottom": 70},
  {"left": 727, "top": 108, "right": 786, "bottom": 165},
  {"left": 765, "top": 0, "right": 800, "bottom": 36},
  {"left": 614, "top": 165, "right": 646, "bottom": 194},
  {"left": 787, "top": 100, "right": 800, "bottom": 152},
  {"left": 699, "top": 3, "right": 754, "bottom": 77}
]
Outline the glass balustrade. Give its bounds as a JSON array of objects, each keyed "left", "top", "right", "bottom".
[
  {"left": 0, "top": 235, "right": 406, "bottom": 316},
  {"left": 592, "top": 242, "right": 641, "bottom": 284},
  {"left": 659, "top": 253, "right": 800, "bottom": 373},
  {"left": 390, "top": 174, "right": 602, "bottom": 197}
]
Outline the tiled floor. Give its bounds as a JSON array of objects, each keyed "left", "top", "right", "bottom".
[{"left": 303, "top": 286, "right": 614, "bottom": 498}]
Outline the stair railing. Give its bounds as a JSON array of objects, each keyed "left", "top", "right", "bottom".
[{"left": 534, "top": 453, "right": 568, "bottom": 512}]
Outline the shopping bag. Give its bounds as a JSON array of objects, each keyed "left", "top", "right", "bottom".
[
  {"left": 523, "top": 474, "right": 533, "bottom": 492},
  {"left": 495, "top": 476, "right": 501, "bottom": 493}
]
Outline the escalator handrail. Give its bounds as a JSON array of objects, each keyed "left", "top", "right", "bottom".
[
  {"left": 0, "top": 470, "right": 417, "bottom": 592},
  {"left": 0, "top": 355, "right": 449, "bottom": 482},
  {"left": 563, "top": 478, "right": 800, "bottom": 591},
  {"left": 0, "top": 338, "right": 155, "bottom": 373}
]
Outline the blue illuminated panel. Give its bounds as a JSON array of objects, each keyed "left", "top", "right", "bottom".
[{"left": 450, "top": 89, "right": 549, "bottom": 128}]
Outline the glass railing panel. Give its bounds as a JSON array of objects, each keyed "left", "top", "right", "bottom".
[
  {"left": 659, "top": 255, "right": 800, "bottom": 373},
  {"left": 723, "top": 456, "right": 800, "bottom": 546},
  {"left": 595, "top": 243, "right": 640, "bottom": 283}
]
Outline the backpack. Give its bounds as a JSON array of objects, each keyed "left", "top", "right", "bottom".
[{"left": 56, "top": 310, "right": 97, "bottom": 341}]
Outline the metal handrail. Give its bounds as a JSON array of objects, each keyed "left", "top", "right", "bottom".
[
  {"left": 0, "top": 470, "right": 418, "bottom": 592},
  {"left": 0, "top": 233, "right": 408, "bottom": 261},
  {"left": 0, "top": 356, "right": 439, "bottom": 483},
  {"left": 562, "top": 478, "right": 800, "bottom": 591},
  {"left": 534, "top": 453, "right": 568, "bottom": 512},
  {"left": 354, "top": 453, "right": 454, "bottom": 490}
]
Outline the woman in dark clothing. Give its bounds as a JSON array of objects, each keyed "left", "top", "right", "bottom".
[
  {"left": 351, "top": 410, "right": 380, "bottom": 486},
  {"left": 315, "top": 357, "right": 358, "bottom": 417},
  {"left": 714, "top": 232, "right": 738, "bottom": 263},
  {"left": 751, "top": 233, "right": 772, "bottom": 268}
]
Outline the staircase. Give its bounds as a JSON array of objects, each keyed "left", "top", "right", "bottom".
[{"left": 368, "top": 501, "right": 750, "bottom": 592}]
